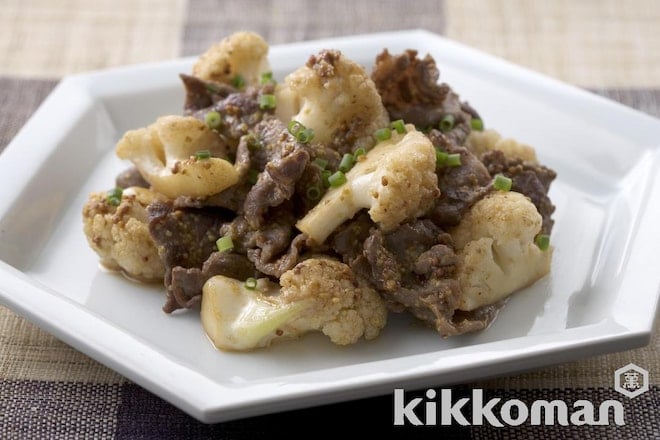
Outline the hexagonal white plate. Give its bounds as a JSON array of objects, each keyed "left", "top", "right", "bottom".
[{"left": 1, "top": 30, "right": 659, "bottom": 423}]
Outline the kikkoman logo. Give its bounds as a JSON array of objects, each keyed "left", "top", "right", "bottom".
[
  {"left": 393, "top": 389, "right": 625, "bottom": 426},
  {"left": 393, "top": 363, "right": 650, "bottom": 427}
]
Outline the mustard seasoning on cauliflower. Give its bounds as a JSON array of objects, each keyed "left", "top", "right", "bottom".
[
  {"left": 296, "top": 125, "right": 439, "bottom": 244},
  {"left": 192, "top": 31, "right": 270, "bottom": 86},
  {"left": 276, "top": 49, "right": 390, "bottom": 153},
  {"left": 82, "top": 187, "right": 166, "bottom": 282},
  {"left": 201, "top": 258, "right": 387, "bottom": 351},
  {"left": 451, "top": 191, "right": 552, "bottom": 311},
  {"left": 115, "top": 115, "right": 239, "bottom": 199}
]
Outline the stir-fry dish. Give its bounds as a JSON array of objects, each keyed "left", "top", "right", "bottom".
[{"left": 82, "top": 32, "right": 556, "bottom": 351}]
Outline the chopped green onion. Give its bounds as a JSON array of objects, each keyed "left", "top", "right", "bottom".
[
  {"left": 260, "top": 71, "right": 274, "bottom": 85},
  {"left": 312, "top": 157, "right": 328, "bottom": 170},
  {"left": 231, "top": 74, "right": 245, "bottom": 89},
  {"left": 535, "top": 234, "right": 550, "bottom": 251},
  {"left": 321, "top": 170, "right": 332, "bottom": 187},
  {"left": 493, "top": 174, "right": 512, "bottom": 192},
  {"left": 245, "top": 134, "right": 262, "bottom": 150},
  {"left": 306, "top": 185, "right": 322, "bottom": 200},
  {"left": 296, "top": 128, "right": 315, "bottom": 144},
  {"left": 374, "top": 128, "right": 392, "bottom": 142},
  {"left": 106, "top": 187, "right": 123, "bottom": 206},
  {"left": 247, "top": 169, "right": 259, "bottom": 185},
  {"left": 205, "top": 111, "right": 222, "bottom": 129},
  {"left": 328, "top": 170, "right": 347, "bottom": 187},
  {"left": 205, "top": 83, "right": 221, "bottom": 94},
  {"left": 390, "top": 119, "right": 406, "bottom": 134},
  {"left": 287, "top": 120, "right": 304, "bottom": 136},
  {"left": 353, "top": 147, "right": 366, "bottom": 158},
  {"left": 471, "top": 118, "right": 484, "bottom": 131},
  {"left": 193, "top": 150, "right": 211, "bottom": 160},
  {"left": 259, "top": 93, "right": 277, "bottom": 110},
  {"left": 446, "top": 153, "right": 462, "bottom": 167},
  {"left": 216, "top": 235, "right": 234, "bottom": 253},
  {"left": 439, "top": 114, "right": 455, "bottom": 133},
  {"left": 435, "top": 149, "right": 449, "bottom": 167},
  {"left": 338, "top": 153, "right": 355, "bottom": 173},
  {"left": 244, "top": 277, "right": 258, "bottom": 290}
]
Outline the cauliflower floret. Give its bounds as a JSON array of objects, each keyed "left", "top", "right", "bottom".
[
  {"left": 451, "top": 191, "right": 552, "bottom": 311},
  {"left": 192, "top": 31, "right": 271, "bottom": 86},
  {"left": 275, "top": 49, "right": 389, "bottom": 152},
  {"left": 201, "top": 258, "right": 387, "bottom": 351},
  {"left": 296, "top": 125, "right": 439, "bottom": 244},
  {"left": 82, "top": 187, "right": 166, "bottom": 282},
  {"left": 465, "top": 129, "right": 538, "bottom": 163},
  {"left": 115, "top": 115, "right": 239, "bottom": 199}
]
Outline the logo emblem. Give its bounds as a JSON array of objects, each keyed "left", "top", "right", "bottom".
[{"left": 614, "top": 363, "right": 649, "bottom": 399}]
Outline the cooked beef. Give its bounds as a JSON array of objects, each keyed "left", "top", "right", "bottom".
[
  {"left": 357, "top": 219, "right": 496, "bottom": 336},
  {"left": 184, "top": 79, "right": 275, "bottom": 155},
  {"left": 219, "top": 204, "right": 306, "bottom": 278},
  {"left": 180, "top": 74, "right": 236, "bottom": 113},
  {"left": 166, "top": 252, "right": 257, "bottom": 312},
  {"left": 242, "top": 119, "right": 311, "bottom": 227},
  {"left": 147, "top": 201, "right": 229, "bottom": 312},
  {"left": 248, "top": 233, "right": 307, "bottom": 278},
  {"left": 481, "top": 150, "right": 557, "bottom": 234},
  {"left": 371, "top": 49, "right": 472, "bottom": 145},
  {"left": 115, "top": 166, "right": 149, "bottom": 189},
  {"left": 331, "top": 212, "right": 374, "bottom": 266},
  {"left": 427, "top": 140, "right": 492, "bottom": 228}
]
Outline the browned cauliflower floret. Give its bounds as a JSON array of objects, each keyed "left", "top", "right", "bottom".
[
  {"left": 296, "top": 125, "right": 439, "bottom": 244},
  {"left": 450, "top": 191, "right": 552, "bottom": 311},
  {"left": 275, "top": 49, "right": 389, "bottom": 153},
  {"left": 82, "top": 187, "right": 166, "bottom": 282},
  {"left": 465, "top": 129, "right": 538, "bottom": 163},
  {"left": 115, "top": 115, "right": 239, "bottom": 199},
  {"left": 192, "top": 31, "right": 271, "bottom": 86},
  {"left": 201, "top": 258, "right": 387, "bottom": 351}
]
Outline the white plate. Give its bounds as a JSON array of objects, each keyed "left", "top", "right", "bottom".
[{"left": 1, "top": 30, "right": 659, "bottom": 423}]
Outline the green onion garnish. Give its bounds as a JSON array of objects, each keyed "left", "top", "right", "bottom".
[
  {"left": 205, "top": 83, "right": 221, "bottom": 94},
  {"left": 306, "top": 185, "right": 322, "bottom": 200},
  {"left": 287, "top": 120, "right": 304, "bottom": 136},
  {"left": 436, "top": 149, "right": 449, "bottom": 167},
  {"left": 106, "top": 187, "right": 123, "bottom": 206},
  {"left": 328, "top": 171, "right": 347, "bottom": 187},
  {"left": 194, "top": 150, "right": 211, "bottom": 160},
  {"left": 205, "top": 111, "right": 222, "bottom": 129},
  {"left": 216, "top": 235, "right": 234, "bottom": 253},
  {"left": 259, "top": 94, "right": 277, "bottom": 110},
  {"left": 390, "top": 119, "right": 406, "bottom": 134},
  {"left": 493, "top": 174, "right": 512, "bottom": 192},
  {"left": 439, "top": 114, "right": 455, "bottom": 133},
  {"left": 245, "top": 134, "right": 262, "bottom": 151},
  {"left": 312, "top": 157, "right": 328, "bottom": 170},
  {"left": 244, "top": 277, "right": 257, "bottom": 290},
  {"left": 471, "top": 118, "right": 484, "bottom": 131},
  {"left": 260, "top": 71, "right": 274, "bottom": 85},
  {"left": 321, "top": 170, "right": 332, "bottom": 188},
  {"left": 535, "top": 234, "right": 550, "bottom": 251},
  {"left": 247, "top": 169, "right": 259, "bottom": 185},
  {"left": 296, "top": 128, "right": 315, "bottom": 144},
  {"left": 446, "top": 153, "right": 462, "bottom": 167},
  {"left": 231, "top": 74, "right": 245, "bottom": 89},
  {"left": 353, "top": 147, "right": 366, "bottom": 158},
  {"left": 374, "top": 128, "right": 392, "bottom": 142},
  {"left": 338, "top": 153, "right": 355, "bottom": 173}
]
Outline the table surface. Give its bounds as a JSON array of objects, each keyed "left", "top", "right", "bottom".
[{"left": 1, "top": 0, "right": 658, "bottom": 438}]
